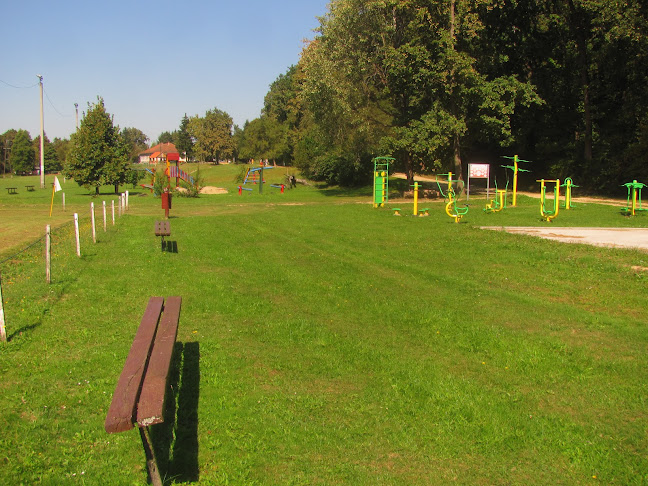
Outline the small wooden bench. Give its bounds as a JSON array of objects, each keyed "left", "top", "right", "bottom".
[
  {"left": 154, "top": 220, "right": 171, "bottom": 250},
  {"left": 25, "top": 185, "right": 35, "bottom": 191},
  {"left": 6, "top": 187, "right": 17, "bottom": 194},
  {"left": 105, "top": 296, "right": 182, "bottom": 486}
]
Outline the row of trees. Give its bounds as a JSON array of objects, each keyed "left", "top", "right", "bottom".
[
  {"left": 234, "top": 0, "right": 648, "bottom": 193},
  {"left": 0, "top": 129, "right": 67, "bottom": 175}
]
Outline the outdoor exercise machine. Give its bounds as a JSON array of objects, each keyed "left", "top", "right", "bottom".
[
  {"left": 502, "top": 155, "right": 531, "bottom": 207},
  {"left": 435, "top": 172, "right": 468, "bottom": 223},
  {"left": 373, "top": 156, "right": 394, "bottom": 207},
  {"left": 538, "top": 179, "right": 560, "bottom": 222},
  {"left": 622, "top": 180, "right": 647, "bottom": 216},
  {"left": 483, "top": 155, "right": 531, "bottom": 212},
  {"left": 561, "top": 177, "right": 578, "bottom": 209}
]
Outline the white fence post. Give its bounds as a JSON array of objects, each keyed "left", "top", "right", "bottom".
[
  {"left": 91, "top": 202, "right": 96, "bottom": 243},
  {"left": 111, "top": 200, "right": 115, "bottom": 225},
  {"left": 0, "top": 272, "right": 6, "bottom": 342},
  {"left": 125, "top": 190, "right": 129, "bottom": 211},
  {"left": 74, "top": 213, "right": 81, "bottom": 257},
  {"left": 103, "top": 201, "right": 107, "bottom": 232},
  {"left": 46, "top": 225, "right": 51, "bottom": 284},
  {"left": 62, "top": 192, "right": 66, "bottom": 212}
]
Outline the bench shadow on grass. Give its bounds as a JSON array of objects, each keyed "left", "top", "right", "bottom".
[{"left": 152, "top": 341, "right": 200, "bottom": 484}]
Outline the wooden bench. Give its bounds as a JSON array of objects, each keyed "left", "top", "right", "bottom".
[
  {"left": 26, "top": 185, "right": 35, "bottom": 191},
  {"left": 154, "top": 220, "right": 171, "bottom": 250},
  {"left": 6, "top": 187, "right": 17, "bottom": 194},
  {"left": 105, "top": 296, "right": 182, "bottom": 486}
]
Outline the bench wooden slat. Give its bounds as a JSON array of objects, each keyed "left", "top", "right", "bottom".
[
  {"left": 104, "top": 297, "right": 164, "bottom": 433},
  {"left": 136, "top": 296, "right": 182, "bottom": 427},
  {"left": 155, "top": 221, "right": 170, "bottom": 236}
]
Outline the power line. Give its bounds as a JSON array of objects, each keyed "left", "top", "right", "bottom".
[
  {"left": 0, "top": 79, "right": 39, "bottom": 89},
  {"left": 44, "top": 88, "right": 73, "bottom": 118}
]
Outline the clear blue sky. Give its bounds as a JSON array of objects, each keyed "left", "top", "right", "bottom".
[{"left": 0, "top": 0, "right": 329, "bottom": 144}]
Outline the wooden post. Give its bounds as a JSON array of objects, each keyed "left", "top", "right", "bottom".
[
  {"left": 125, "top": 190, "right": 129, "bottom": 211},
  {"left": 62, "top": 192, "right": 65, "bottom": 211},
  {"left": 103, "top": 201, "right": 107, "bottom": 232},
  {"left": 111, "top": 200, "right": 115, "bottom": 225},
  {"left": 91, "top": 202, "right": 96, "bottom": 243},
  {"left": 74, "top": 213, "right": 81, "bottom": 257},
  {"left": 0, "top": 271, "right": 6, "bottom": 342},
  {"left": 118, "top": 195, "right": 122, "bottom": 217},
  {"left": 46, "top": 225, "right": 51, "bottom": 284}
]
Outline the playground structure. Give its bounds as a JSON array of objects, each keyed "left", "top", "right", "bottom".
[
  {"left": 140, "top": 152, "right": 197, "bottom": 193},
  {"left": 484, "top": 155, "right": 531, "bottom": 212},
  {"left": 239, "top": 164, "right": 285, "bottom": 195},
  {"left": 622, "top": 180, "right": 647, "bottom": 216},
  {"left": 538, "top": 179, "right": 561, "bottom": 222},
  {"left": 373, "top": 157, "right": 393, "bottom": 208}
]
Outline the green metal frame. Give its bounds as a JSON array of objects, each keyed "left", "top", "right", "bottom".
[{"left": 373, "top": 157, "right": 394, "bottom": 207}]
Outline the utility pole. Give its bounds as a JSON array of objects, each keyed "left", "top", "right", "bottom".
[
  {"left": 38, "top": 74, "right": 45, "bottom": 189},
  {"left": 75, "top": 103, "right": 79, "bottom": 130}
]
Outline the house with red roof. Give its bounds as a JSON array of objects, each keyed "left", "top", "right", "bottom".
[{"left": 138, "top": 143, "right": 184, "bottom": 164}]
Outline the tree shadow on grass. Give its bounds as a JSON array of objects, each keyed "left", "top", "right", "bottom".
[{"left": 152, "top": 341, "right": 200, "bottom": 484}]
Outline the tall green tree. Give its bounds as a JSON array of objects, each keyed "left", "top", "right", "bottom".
[
  {"left": 299, "top": 0, "right": 540, "bottom": 184},
  {"left": 238, "top": 117, "right": 289, "bottom": 164},
  {"left": 157, "top": 131, "right": 176, "bottom": 144},
  {"left": 121, "top": 127, "right": 149, "bottom": 164},
  {"left": 1, "top": 129, "right": 18, "bottom": 174},
  {"left": 175, "top": 114, "right": 194, "bottom": 161},
  {"left": 33, "top": 134, "right": 60, "bottom": 172},
  {"left": 188, "top": 108, "right": 234, "bottom": 163},
  {"left": 10, "top": 130, "right": 35, "bottom": 174},
  {"left": 66, "top": 98, "right": 129, "bottom": 194}
]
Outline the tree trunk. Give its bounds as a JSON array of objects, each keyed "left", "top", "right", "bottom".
[
  {"left": 568, "top": 0, "right": 593, "bottom": 165},
  {"left": 405, "top": 153, "right": 414, "bottom": 185},
  {"left": 453, "top": 133, "right": 463, "bottom": 180},
  {"left": 114, "top": 184, "right": 120, "bottom": 194}
]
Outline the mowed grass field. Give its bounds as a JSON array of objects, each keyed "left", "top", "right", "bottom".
[{"left": 0, "top": 164, "right": 647, "bottom": 485}]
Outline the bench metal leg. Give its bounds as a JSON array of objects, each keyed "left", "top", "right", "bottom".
[{"left": 139, "top": 426, "right": 163, "bottom": 486}]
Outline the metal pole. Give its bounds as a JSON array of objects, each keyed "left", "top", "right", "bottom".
[{"left": 38, "top": 75, "right": 45, "bottom": 189}]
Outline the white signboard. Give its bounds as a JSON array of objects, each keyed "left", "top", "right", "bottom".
[{"left": 467, "top": 163, "right": 490, "bottom": 200}]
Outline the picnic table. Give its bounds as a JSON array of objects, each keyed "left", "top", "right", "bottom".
[{"left": 6, "top": 187, "right": 17, "bottom": 194}]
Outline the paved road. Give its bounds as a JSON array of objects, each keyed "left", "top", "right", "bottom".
[{"left": 480, "top": 226, "right": 648, "bottom": 251}]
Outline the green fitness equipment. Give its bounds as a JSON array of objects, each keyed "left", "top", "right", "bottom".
[
  {"left": 373, "top": 156, "right": 394, "bottom": 208},
  {"left": 538, "top": 179, "right": 560, "bottom": 222},
  {"left": 561, "top": 177, "right": 578, "bottom": 209},
  {"left": 435, "top": 173, "right": 468, "bottom": 223},
  {"left": 622, "top": 180, "right": 647, "bottom": 216},
  {"left": 501, "top": 155, "right": 531, "bottom": 207}
]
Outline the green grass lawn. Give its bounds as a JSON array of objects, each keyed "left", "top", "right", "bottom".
[{"left": 0, "top": 165, "right": 647, "bottom": 485}]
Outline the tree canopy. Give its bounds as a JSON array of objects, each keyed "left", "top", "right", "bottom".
[
  {"left": 66, "top": 98, "right": 129, "bottom": 194},
  {"left": 235, "top": 0, "right": 648, "bottom": 193},
  {"left": 10, "top": 129, "right": 35, "bottom": 175}
]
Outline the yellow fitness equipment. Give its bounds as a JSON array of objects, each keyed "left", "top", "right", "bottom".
[{"left": 538, "top": 179, "right": 560, "bottom": 222}]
